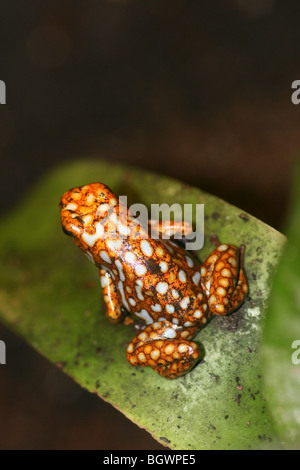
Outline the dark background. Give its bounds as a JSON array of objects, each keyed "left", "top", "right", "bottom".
[{"left": 0, "top": 0, "right": 299, "bottom": 449}]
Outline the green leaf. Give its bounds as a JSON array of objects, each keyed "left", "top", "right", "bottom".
[
  {"left": 261, "top": 159, "right": 300, "bottom": 448},
  {"left": 0, "top": 160, "right": 286, "bottom": 449}
]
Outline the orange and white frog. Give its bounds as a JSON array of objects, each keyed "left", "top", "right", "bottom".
[{"left": 60, "top": 183, "right": 248, "bottom": 379}]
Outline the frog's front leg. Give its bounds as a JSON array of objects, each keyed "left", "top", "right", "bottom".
[
  {"left": 99, "top": 269, "right": 124, "bottom": 323},
  {"left": 126, "top": 321, "right": 200, "bottom": 379},
  {"left": 201, "top": 244, "right": 248, "bottom": 316}
]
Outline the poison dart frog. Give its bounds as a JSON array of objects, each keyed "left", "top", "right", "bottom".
[{"left": 60, "top": 183, "right": 248, "bottom": 379}]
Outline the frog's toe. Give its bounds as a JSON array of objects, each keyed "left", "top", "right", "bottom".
[
  {"left": 127, "top": 339, "right": 201, "bottom": 379},
  {"left": 155, "top": 340, "right": 201, "bottom": 379}
]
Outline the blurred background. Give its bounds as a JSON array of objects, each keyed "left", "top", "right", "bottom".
[{"left": 0, "top": 0, "right": 299, "bottom": 449}]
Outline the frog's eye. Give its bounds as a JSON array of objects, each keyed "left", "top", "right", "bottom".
[
  {"left": 62, "top": 225, "right": 73, "bottom": 237},
  {"left": 60, "top": 210, "right": 84, "bottom": 238}
]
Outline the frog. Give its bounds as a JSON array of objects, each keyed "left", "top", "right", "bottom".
[{"left": 59, "top": 182, "right": 248, "bottom": 379}]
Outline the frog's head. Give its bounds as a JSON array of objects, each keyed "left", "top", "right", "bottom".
[{"left": 59, "top": 182, "right": 118, "bottom": 247}]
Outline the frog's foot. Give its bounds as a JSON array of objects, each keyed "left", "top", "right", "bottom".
[
  {"left": 201, "top": 244, "right": 248, "bottom": 316},
  {"left": 99, "top": 269, "right": 124, "bottom": 323},
  {"left": 126, "top": 321, "right": 200, "bottom": 379}
]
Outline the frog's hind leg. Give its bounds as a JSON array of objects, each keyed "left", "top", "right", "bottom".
[
  {"left": 201, "top": 244, "right": 248, "bottom": 316},
  {"left": 126, "top": 321, "right": 200, "bottom": 379},
  {"left": 99, "top": 269, "right": 124, "bottom": 323},
  {"left": 148, "top": 220, "right": 193, "bottom": 239}
]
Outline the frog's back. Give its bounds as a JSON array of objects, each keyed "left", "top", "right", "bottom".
[{"left": 119, "top": 236, "right": 203, "bottom": 325}]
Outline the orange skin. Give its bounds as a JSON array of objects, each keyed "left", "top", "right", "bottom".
[{"left": 60, "top": 183, "right": 248, "bottom": 379}]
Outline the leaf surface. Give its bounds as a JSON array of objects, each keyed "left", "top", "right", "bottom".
[{"left": 0, "top": 160, "right": 286, "bottom": 449}]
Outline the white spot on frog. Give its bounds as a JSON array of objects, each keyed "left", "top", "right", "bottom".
[
  {"left": 106, "top": 239, "right": 122, "bottom": 251},
  {"left": 140, "top": 240, "right": 153, "bottom": 257},
  {"left": 100, "top": 251, "right": 112, "bottom": 264},
  {"left": 218, "top": 244, "right": 229, "bottom": 251},
  {"left": 65, "top": 203, "right": 78, "bottom": 211},
  {"left": 135, "top": 308, "right": 153, "bottom": 325},
  {"left": 163, "top": 328, "right": 177, "bottom": 339},
  {"left": 156, "top": 282, "right": 168, "bottom": 295},
  {"left": 151, "top": 304, "right": 162, "bottom": 312},
  {"left": 192, "top": 271, "right": 201, "bottom": 285},
  {"left": 180, "top": 297, "right": 190, "bottom": 309},
  {"left": 86, "top": 193, "right": 94, "bottom": 204},
  {"left": 159, "top": 261, "right": 168, "bottom": 273},
  {"left": 118, "top": 280, "right": 130, "bottom": 310},
  {"left": 185, "top": 256, "right": 193, "bottom": 267},
  {"left": 115, "top": 259, "right": 125, "bottom": 281},
  {"left": 125, "top": 252, "right": 136, "bottom": 264},
  {"left": 96, "top": 203, "right": 110, "bottom": 214},
  {"left": 100, "top": 273, "right": 109, "bottom": 287},
  {"left": 110, "top": 212, "right": 130, "bottom": 237},
  {"left": 135, "top": 280, "right": 144, "bottom": 300},
  {"left": 135, "top": 264, "right": 147, "bottom": 276},
  {"left": 82, "top": 222, "right": 104, "bottom": 247},
  {"left": 166, "top": 304, "right": 175, "bottom": 314},
  {"left": 172, "top": 289, "right": 179, "bottom": 299}
]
